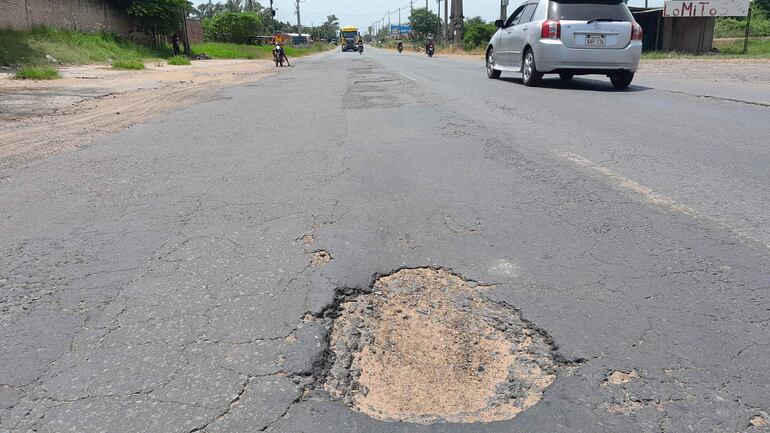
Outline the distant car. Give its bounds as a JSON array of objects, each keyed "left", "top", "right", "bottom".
[{"left": 486, "top": 0, "right": 642, "bottom": 88}]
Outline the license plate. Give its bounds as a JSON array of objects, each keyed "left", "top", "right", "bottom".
[{"left": 586, "top": 35, "right": 606, "bottom": 46}]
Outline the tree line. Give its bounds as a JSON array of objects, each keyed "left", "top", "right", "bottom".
[{"left": 108, "top": 0, "right": 339, "bottom": 44}]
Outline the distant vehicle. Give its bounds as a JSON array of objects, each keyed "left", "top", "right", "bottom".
[
  {"left": 485, "top": 0, "right": 642, "bottom": 88},
  {"left": 340, "top": 26, "right": 360, "bottom": 52}
]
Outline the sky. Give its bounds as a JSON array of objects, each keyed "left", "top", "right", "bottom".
[{"left": 269, "top": 0, "right": 663, "bottom": 32}]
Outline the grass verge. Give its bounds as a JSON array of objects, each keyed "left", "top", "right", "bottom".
[
  {"left": 111, "top": 59, "right": 145, "bottom": 70},
  {"left": 14, "top": 65, "right": 61, "bottom": 80},
  {"left": 0, "top": 26, "right": 170, "bottom": 67},
  {"left": 191, "top": 42, "right": 332, "bottom": 59},
  {"left": 642, "top": 37, "right": 770, "bottom": 59},
  {"left": 167, "top": 55, "right": 191, "bottom": 65}
]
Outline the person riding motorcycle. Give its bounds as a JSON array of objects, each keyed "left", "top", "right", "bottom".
[
  {"left": 397, "top": 41, "right": 403, "bottom": 52},
  {"left": 425, "top": 36, "right": 435, "bottom": 55},
  {"left": 272, "top": 32, "right": 291, "bottom": 66}
]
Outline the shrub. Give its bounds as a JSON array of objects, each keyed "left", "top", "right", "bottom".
[
  {"left": 14, "top": 65, "right": 60, "bottom": 79},
  {"left": 464, "top": 23, "right": 496, "bottom": 49},
  {"left": 167, "top": 55, "right": 191, "bottom": 65},
  {"left": 203, "top": 12, "right": 264, "bottom": 43},
  {"left": 112, "top": 58, "right": 145, "bottom": 69}
]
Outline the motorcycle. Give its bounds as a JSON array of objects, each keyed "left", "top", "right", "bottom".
[
  {"left": 397, "top": 43, "right": 403, "bottom": 53},
  {"left": 426, "top": 45, "right": 434, "bottom": 57},
  {"left": 273, "top": 45, "right": 284, "bottom": 67},
  {"left": 358, "top": 44, "right": 364, "bottom": 54}
]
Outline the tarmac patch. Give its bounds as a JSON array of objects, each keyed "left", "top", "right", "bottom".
[{"left": 320, "top": 267, "right": 571, "bottom": 424}]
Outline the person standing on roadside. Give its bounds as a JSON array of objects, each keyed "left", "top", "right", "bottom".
[{"left": 172, "top": 33, "right": 181, "bottom": 56}]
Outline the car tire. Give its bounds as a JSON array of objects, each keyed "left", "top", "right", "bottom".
[
  {"left": 559, "top": 72, "right": 574, "bottom": 80},
  {"left": 486, "top": 49, "right": 501, "bottom": 79},
  {"left": 522, "top": 49, "right": 542, "bottom": 87},
  {"left": 610, "top": 71, "right": 634, "bottom": 89}
]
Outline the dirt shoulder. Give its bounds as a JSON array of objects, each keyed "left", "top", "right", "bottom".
[{"left": 0, "top": 59, "right": 281, "bottom": 174}]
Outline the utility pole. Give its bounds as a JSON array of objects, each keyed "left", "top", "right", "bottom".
[
  {"left": 443, "top": 0, "right": 448, "bottom": 41},
  {"left": 500, "top": 0, "right": 508, "bottom": 20},
  {"left": 450, "top": 0, "right": 463, "bottom": 47},
  {"left": 295, "top": 0, "right": 302, "bottom": 36}
]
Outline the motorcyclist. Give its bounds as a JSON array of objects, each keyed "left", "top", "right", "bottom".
[
  {"left": 397, "top": 41, "right": 403, "bottom": 52},
  {"left": 425, "top": 35, "right": 435, "bottom": 54},
  {"left": 357, "top": 38, "right": 364, "bottom": 53},
  {"left": 272, "top": 32, "right": 291, "bottom": 66}
]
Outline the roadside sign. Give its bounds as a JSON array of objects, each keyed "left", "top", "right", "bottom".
[
  {"left": 663, "top": 0, "right": 749, "bottom": 17},
  {"left": 390, "top": 24, "right": 413, "bottom": 37}
]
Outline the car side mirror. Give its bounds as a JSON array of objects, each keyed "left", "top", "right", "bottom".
[{"left": 495, "top": 19, "right": 504, "bottom": 28}]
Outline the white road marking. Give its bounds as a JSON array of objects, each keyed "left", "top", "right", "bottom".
[
  {"left": 399, "top": 72, "right": 416, "bottom": 82},
  {"left": 561, "top": 152, "right": 770, "bottom": 251}
]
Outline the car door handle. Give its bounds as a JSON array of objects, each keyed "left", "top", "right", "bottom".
[{"left": 523, "top": 26, "right": 528, "bottom": 30}]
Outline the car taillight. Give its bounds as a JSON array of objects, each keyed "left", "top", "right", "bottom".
[
  {"left": 631, "top": 22, "right": 643, "bottom": 40},
  {"left": 541, "top": 20, "right": 561, "bottom": 39}
]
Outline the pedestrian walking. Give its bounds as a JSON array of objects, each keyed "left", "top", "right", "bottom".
[{"left": 172, "top": 33, "right": 181, "bottom": 56}]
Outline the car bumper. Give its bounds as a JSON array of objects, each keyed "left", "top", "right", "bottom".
[{"left": 535, "top": 40, "right": 641, "bottom": 73}]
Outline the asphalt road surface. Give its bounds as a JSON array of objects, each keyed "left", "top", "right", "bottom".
[{"left": 2, "top": 48, "right": 769, "bottom": 433}]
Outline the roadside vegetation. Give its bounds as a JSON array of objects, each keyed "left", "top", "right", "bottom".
[
  {"left": 13, "top": 65, "right": 61, "bottom": 80},
  {"left": 715, "top": 3, "right": 770, "bottom": 38},
  {"left": 192, "top": 42, "right": 331, "bottom": 59},
  {"left": 111, "top": 58, "right": 146, "bottom": 69},
  {"left": 167, "top": 55, "right": 192, "bottom": 65},
  {"left": 0, "top": 27, "right": 168, "bottom": 67}
]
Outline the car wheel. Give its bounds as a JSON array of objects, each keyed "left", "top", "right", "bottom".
[
  {"left": 610, "top": 71, "right": 634, "bottom": 89},
  {"left": 521, "top": 49, "right": 542, "bottom": 87},
  {"left": 486, "top": 49, "right": 501, "bottom": 79},
  {"left": 559, "top": 72, "right": 574, "bottom": 80}
]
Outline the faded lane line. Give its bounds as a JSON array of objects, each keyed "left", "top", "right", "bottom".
[
  {"left": 399, "top": 72, "right": 416, "bottom": 82},
  {"left": 561, "top": 152, "right": 770, "bottom": 251}
]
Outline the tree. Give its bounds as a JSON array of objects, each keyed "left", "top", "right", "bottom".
[
  {"left": 126, "top": 0, "right": 193, "bottom": 39},
  {"left": 754, "top": 0, "right": 770, "bottom": 17},
  {"left": 203, "top": 11, "right": 265, "bottom": 43},
  {"left": 464, "top": 16, "right": 486, "bottom": 27},
  {"left": 463, "top": 21, "right": 496, "bottom": 49},
  {"left": 409, "top": 8, "right": 441, "bottom": 42}
]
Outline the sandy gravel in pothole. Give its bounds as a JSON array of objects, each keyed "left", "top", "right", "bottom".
[
  {"left": 0, "top": 59, "right": 277, "bottom": 174},
  {"left": 324, "top": 268, "right": 569, "bottom": 424}
]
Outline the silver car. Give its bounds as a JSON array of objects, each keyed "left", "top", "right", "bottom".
[{"left": 486, "top": 0, "right": 643, "bottom": 88}]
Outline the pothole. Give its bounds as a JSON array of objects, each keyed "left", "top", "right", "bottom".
[
  {"left": 320, "top": 267, "right": 573, "bottom": 424},
  {"left": 310, "top": 250, "right": 332, "bottom": 266}
]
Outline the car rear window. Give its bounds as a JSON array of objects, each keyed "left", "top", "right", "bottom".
[{"left": 547, "top": 0, "right": 633, "bottom": 21}]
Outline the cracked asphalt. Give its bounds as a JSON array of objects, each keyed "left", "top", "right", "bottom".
[{"left": 2, "top": 48, "right": 770, "bottom": 432}]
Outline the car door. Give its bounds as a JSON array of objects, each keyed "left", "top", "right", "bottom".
[
  {"left": 499, "top": 4, "right": 527, "bottom": 66},
  {"left": 509, "top": 3, "right": 538, "bottom": 69}
]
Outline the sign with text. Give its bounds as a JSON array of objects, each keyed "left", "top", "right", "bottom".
[
  {"left": 663, "top": 0, "right": 749, "bottom": 17},
  {"left": 390, "top": 24, "right": 413, "bottom": 37}
]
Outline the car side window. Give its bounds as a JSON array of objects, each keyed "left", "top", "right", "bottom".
[
  {"left": 504, "top": 5, "right": 527, "bottom": 27},
  {"left": 519, "top": 3, "right": 538, "bottom": 24}
]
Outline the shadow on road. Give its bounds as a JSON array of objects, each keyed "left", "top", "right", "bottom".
[{"left": 499, "top": 76, "right": 652, "bottom": 92}]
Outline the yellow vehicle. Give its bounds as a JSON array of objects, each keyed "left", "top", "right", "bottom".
[{"left": 340, "top": 26, "right": 360, "bottom": 52}]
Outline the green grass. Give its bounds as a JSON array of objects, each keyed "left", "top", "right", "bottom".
[
  {"left": 715, "top": 16, "right": 770, "bottom": 38},
  {"left": 167, "top": 55, "right": 191, "bottom": 65},
  {"left": 14, "top": 65, "right": 61, "bottom": 80},
  {"left": 191, "top": 42, "right": 332, "bottom": 60},
  {"left": 642, "top": 37, "right": 770, "bottom": 59},
  {"left": 0, "top": 26, "right": 171, "bottom": 67},
  {"left": 111, "top": 58, "right": 145, "bottom": 70}
]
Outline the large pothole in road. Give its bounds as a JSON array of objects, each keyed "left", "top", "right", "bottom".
[{"left": 322, "top": 268, "right": 570, "bottom": 424}]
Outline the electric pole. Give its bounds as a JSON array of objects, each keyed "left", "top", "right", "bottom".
[
  {"left": 450, "top": 0, "right": 463, "bottom": 46},
  {"left": 500, "top": 0, "right": 509, "bottom": 20},
  {"left": 443, "top": 0, "right": 448, "bottom": 41},
  {"left": 295, "top": 0, "right": 302, "bottom": 36}
]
